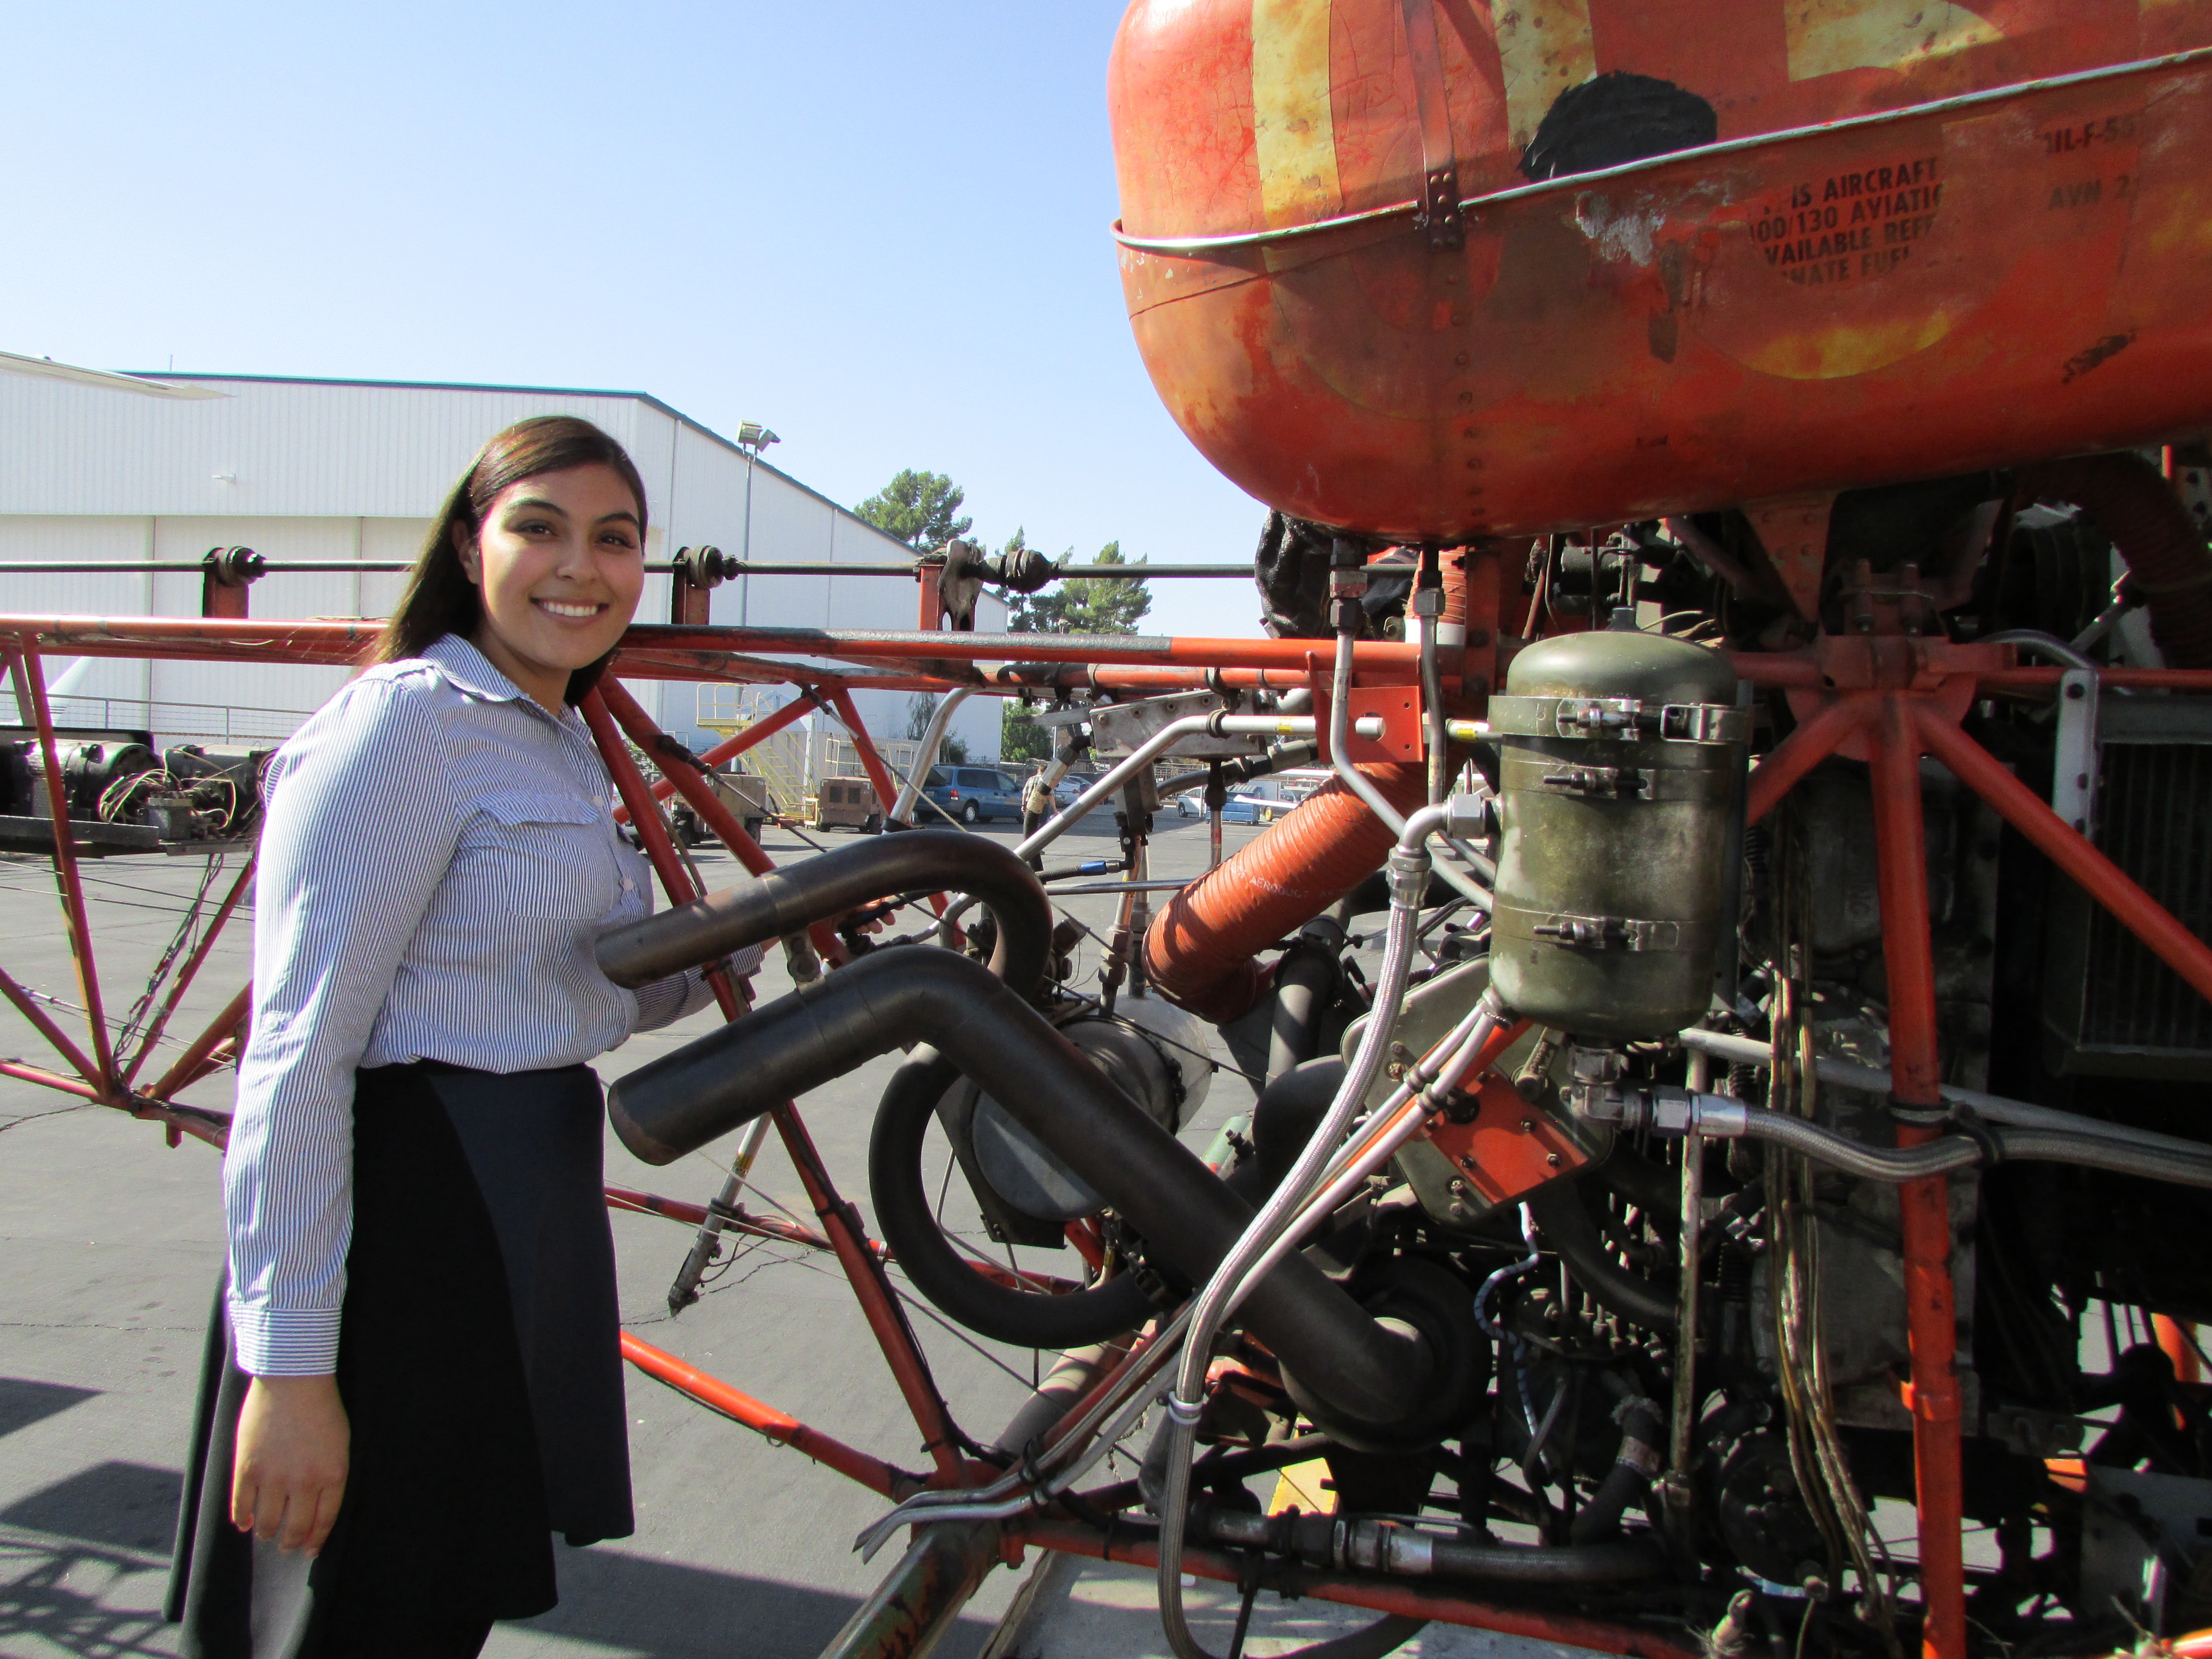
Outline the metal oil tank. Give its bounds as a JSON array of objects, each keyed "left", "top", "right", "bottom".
[
  {"left": 1107, "top": 0, "right": 2212, "bottom": 541},
  {"left": 1487, "top": 630, "right": 1743, "bottom": 1041}
]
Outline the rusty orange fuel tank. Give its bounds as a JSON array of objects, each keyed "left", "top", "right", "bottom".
[{"left": 1108, "top": 0, "right": 2212, "bottom": 541}]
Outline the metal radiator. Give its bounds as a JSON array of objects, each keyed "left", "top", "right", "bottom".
[{"left": 2044, "top": 694, "right": 2212, "bottom": 1078}]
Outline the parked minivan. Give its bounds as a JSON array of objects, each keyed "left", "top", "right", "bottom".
[
  {"left": 921, "top": 765, "right": 1024, "bottom": 824},
  {"left": 811, "top": 776, "right": 883, "bottom": 833}
]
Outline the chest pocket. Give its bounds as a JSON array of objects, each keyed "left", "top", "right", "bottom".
[{"left": 467, "top": 790, "right": 622, "bottom": 921}]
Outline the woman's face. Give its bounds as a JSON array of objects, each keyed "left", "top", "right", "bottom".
[{"left": 457, "top": 463, "right": 645, "bottom": 707}]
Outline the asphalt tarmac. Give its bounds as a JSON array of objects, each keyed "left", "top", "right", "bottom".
[{"left": 0, "top": 806, "right": 1303, "bottom": 1659}]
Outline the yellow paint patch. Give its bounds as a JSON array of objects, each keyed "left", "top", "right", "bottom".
[
  {"left": 1252, "top": 0, "right": 1342, "bottom": 228},
  {"left": 1268, "top": 1457, "right": 1338, "bottom": 1515},
  {"left": 1736, "top": 306, "right": 1957, "bottom": 378},
  {"left": 1784, "top": 0, "right": 2004, "bottom": 81},
  {"left": 1488, "top": 0, "right": 1598, "bottom": 152}
]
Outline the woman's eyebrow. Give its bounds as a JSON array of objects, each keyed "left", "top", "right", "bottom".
[
  {"left": 501, "top": 495, "right": 569, "bottom": 518},
  {"left": 593, "top": 509, "right": 643, "bottom": 529}
]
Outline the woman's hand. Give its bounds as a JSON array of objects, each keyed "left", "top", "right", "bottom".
[{"left": 232, "top": 1374, "right": 350, "bottom": 1555}]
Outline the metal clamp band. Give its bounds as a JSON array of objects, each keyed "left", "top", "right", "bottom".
[
  {"left": 1487, "top": 695, "right": 1751, "bottom": 745},
  {"left": 1529, "top": 913, "right": 1682, "bottom": 952}
]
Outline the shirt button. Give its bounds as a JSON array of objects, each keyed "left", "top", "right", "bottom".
[{"left": 622, "top": 877, "right": 636, "bottom": 892}]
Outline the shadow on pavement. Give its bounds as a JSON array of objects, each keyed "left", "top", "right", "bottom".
[
  {"left": 512, "top": 1546, "right": 998, "bottom": 1658},
  {"left": 0, "top": 1530, "right": 175, "bottom": 1659},
  {"left": 1, "top": 1460, "right": 184, "bottom": 1554},
  {"left": 0, "top": 1377, "right": 99, "bottom": 1441}
]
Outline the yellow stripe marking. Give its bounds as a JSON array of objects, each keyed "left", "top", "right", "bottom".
[
  {"left": 1252, "top": 0, "right": 1342, "bottom": 228},
  {"left": 1784, "top": 0, "right": 2004, "bottom": 81},
  {"left": 1489, "top": 0, "right": 1598, "bottom": 152}
]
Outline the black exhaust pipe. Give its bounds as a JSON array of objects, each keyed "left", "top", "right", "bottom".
[
  {"left": 596, "top": 829, "right": 1053, "bottom": 998},
  {"left": 606, "top": 948, "right": 1446, "bottom": 1428}
]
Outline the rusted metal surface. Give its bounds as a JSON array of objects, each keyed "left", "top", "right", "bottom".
[
  {"left": 815, "top": 1522, "right": 999, "bottom": 1659},
  {"left": 1109, "top": 0, "right": 2212, "bottom": 540},
  {"left": 1011, "top": 1516, "right": 1705, "bottom": 1659}
]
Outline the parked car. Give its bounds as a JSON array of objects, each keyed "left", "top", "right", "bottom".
[
  {"left": 1223, "top": 768, "right": 1329, "bottom": 825},
  {"left": 921, "top": 765, "right": 1025, "bottom": 824},
  {"left": 811, "top": 776, "right": 884, "bottom": 833}
]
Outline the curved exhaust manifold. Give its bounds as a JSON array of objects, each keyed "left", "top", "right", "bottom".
[{"left": 597, "top": 840, "right": 1452, "bottom": 1430}]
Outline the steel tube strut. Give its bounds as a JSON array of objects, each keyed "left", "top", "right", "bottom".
[
  {"left": 592, "top": 678, "right": 850, "bottom": 965},
  {"left": 142, "top": 982, "right": 251, "bottom": 1104},
  {"left": 5, "top": 639, "right": 116, "bottom": 1093},
  {"left": 1745, "top": 694, "right": 1871, "bottom": 826},
  {"left": 120, "top": 854, "right": 256, "bottom": 1088},
  {"left": 1012, "top": 1519, "right": 1703, "bottom": 1659},
  {"left": 1913, "top": 701, "right": 2212, "bottom": 1005},
  {"left": 579, "top": 692, "right": 972, "bottom": 1488},
  {"left": 619, "top": 1333, "right": 917, "bottom": 1501},
  {"left": 1867, "top": 700, "right": 1966, "bottom": 1659}
]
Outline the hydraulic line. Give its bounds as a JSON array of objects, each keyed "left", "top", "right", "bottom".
[
  {"left": 1155, "top": 811, "right": 1438, "bottom": 1659},
  {"left": 887, "top": 687, "right": 977, "bottom": 825},
  {"left": 1676, "top": 1025, "right": 2212, "bottom": 1161},
  {"left": 1154, "top": 825, "right": 1520, "bottom": 1659},
  {"left": 1622, "top": 1094, "right": 2212, "bottom": 1190}
]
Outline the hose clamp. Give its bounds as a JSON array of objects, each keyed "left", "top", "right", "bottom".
[
  {"left": 1886, "top": 1093, "right": 1951, "bottom": 1129},
  {"left": 1488, "top": 695, "right": 1751, "bottom": 745},
  {"left": 1385, "top": 844, "right": 1430, "bottom": 906}
]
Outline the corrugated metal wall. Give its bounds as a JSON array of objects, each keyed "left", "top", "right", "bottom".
[{"left": 0, "top": 374, "right": 1002, "bottom": 759}]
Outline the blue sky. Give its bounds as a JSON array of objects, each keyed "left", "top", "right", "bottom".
[{"left": 2, "top": 1, "right": 1267, "bottom": 636}]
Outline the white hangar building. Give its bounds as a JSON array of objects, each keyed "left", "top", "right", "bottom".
[{"left": 0, "top": 371, "right": 1003, "bottom": 766}]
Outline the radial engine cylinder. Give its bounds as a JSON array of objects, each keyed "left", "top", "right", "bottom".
[{"left": 1488, "top": 631, "right": 1744, "bottom": 1042}]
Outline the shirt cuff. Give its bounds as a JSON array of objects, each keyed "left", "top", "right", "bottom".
[{"left": 227, "top": 1300, "right": 342, "bottom": 1376}]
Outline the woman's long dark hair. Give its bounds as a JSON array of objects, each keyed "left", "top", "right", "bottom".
[{"left": 375, "top": 415, "right": 650, "bottom": 704}]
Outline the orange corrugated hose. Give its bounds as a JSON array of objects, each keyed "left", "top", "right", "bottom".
[
  {"left": 1143, "top": 555, "right": 1468, "bottom": 1023},
  {"left": 1142, "top": 762, "right": 1433, "bottom": 1021}
]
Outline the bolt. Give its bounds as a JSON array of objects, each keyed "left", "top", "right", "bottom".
[
  {"left": 1546, "top": 1152, "right": 1562, "bottom": 1167},
  {"left": 1386, "top": 1061, "right": 1407, "bottom": 1080},
  {"left": 2067, "top": 682, "right": 2087, "bottom": 699},
  {"left": 1448, "top": 1178, "right": 1468, "bottom": 1194},
  {"left": 1518, "top": 1118, "right": 1535, "bottom": 1134},
  {"left": 1458, "top": 1154, "right": 1477, "bottom": 1171}
]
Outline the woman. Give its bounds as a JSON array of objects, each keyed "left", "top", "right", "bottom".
[{"left": 168, "top": 415, "right": 742, "bottom": 1657}]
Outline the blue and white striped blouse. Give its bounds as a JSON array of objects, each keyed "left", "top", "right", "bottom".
[{"left": 225, "top": 634, "right": 737, "bottom": 1376}]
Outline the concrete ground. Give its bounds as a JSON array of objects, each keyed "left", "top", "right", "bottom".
[{"left": 0, "top": 805, "right": 1332, "bottom": 1658}]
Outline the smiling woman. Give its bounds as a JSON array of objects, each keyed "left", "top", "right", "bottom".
[
  {"left": 166, "top": 417, "right": 741, "bottom": 1659},
  {"left": 377, "top": 415, "right": 652, "bottom": 709}
]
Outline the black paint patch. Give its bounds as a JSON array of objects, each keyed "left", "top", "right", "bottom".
[{"left": 1520, "top": 71, "right": 1719, "bottom": 184}]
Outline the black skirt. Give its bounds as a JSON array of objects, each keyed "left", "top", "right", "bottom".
[{"left": 167, "top": 1061, "right": 632, "bottom": 1659}]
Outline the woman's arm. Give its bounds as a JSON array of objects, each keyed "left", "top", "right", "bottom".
[
  {"left": 223, "top": 676, "right": 459, "bottom": 1551},
  {"left": 630, "top": 941, "right": 768, "bottom": 1030},
  {"left": 225, "top": 676, "right": 460, "bottom": 1374}
]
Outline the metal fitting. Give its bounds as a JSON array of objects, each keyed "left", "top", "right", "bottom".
[
  {"left": 1385, "top": 845, "right": 1431, "bottom": 906},
  {"left": 1442, "top": 791, "right": 1489, "bottom": 841}
]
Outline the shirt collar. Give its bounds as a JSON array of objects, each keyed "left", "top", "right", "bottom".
[{"left": 419, "top": 633, "right": 577, "bottom": 725}]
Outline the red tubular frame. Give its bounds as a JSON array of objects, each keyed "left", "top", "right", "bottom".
[
  {"left": 9, "top": 604, "right": 2212, "bottom": 1659},
  {"left": 1867, "top": 701, "right": 1966, "bottom": 1659},
  {"left": 620, "top": 1332, "right": 920, "bottom": 1499},
  {"left": 1011, "top": 1518, "right": 1703, "bottom": 1659},
  {"left": 120, "top": 853, "right": 257, "bottom": 1088},
  {"left": 6, "top": 638, "right": 117, "bottom": 1093}
]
